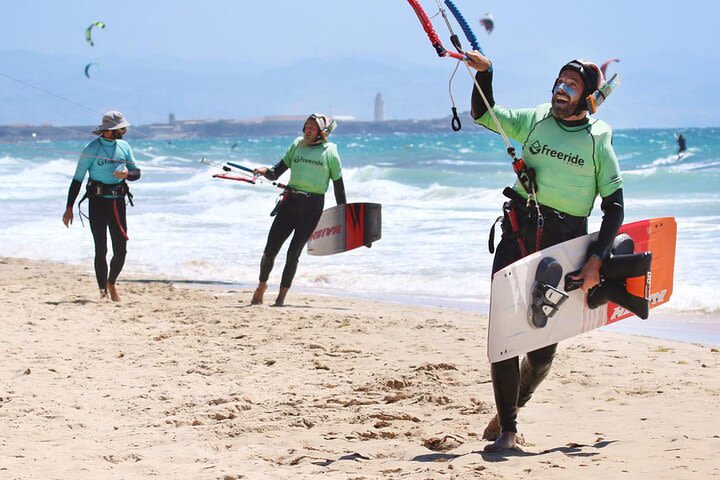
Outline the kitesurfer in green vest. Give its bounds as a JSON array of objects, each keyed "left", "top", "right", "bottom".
[
  {"left": 467, "top": 52, "right": 625, "bottom": 451},
  {"left": 250, "top": 114, "right": 346, "bottom": 307}
]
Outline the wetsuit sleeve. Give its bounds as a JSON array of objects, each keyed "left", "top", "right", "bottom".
[
  {"left": 127, "top": 168, "right": 141, "bottom": 181},
  {"left": 66, "top": 179, "right": 82, "bottom": 208},
  {"left": 332, "top": 177, "right": 346, "bottom": 205},
  {"left": 470, "top": 70, "right": 495, "bottom": 120},
  {"left": 265, "top": 159, "right": 289, "bottom": 181},
  {"left": 589, "top": 188, "right": 624, "bottom": 259}
]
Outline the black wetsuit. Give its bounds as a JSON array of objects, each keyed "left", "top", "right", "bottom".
[
  {"left": 258, "top": 158, "right": 346, "bottom": 289},
  {"left": 677, "top": 135, "right": 687, "bottom": 154},
  {"left": 89, "top": 195, "right": 128, "bottom": 290},
  {"left": 66, "top": 136, "right": 140, "bottom": 292},
  {"left": 472, "top": 69, "right": 625, "bottom": 434},
  {"left": 259, "top": 190, "right": 326, "bottom": 288}
]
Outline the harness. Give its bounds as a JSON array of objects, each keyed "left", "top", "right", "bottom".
[
  {"left": 78, "top": 180, "right": 134, "bottom": 240},
  {"left": 269, "top": 187, "right": 320, "bottom": 217},
  {"left": 489, "top": 186, "right": 586, "bottom": 258}
]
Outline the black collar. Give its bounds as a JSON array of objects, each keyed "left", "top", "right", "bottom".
[{"left": 555, "top": 116, "right": 590, "bottom": 127}]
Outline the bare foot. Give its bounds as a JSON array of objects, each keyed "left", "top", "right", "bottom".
[
  {"left": 107, "top": 282, "right": 120, "bottom": 302},
  {"left": 251, "top": 283, "right": 267, "bottom": 305},
  {"left": 482, "top": 414, "right": 501, "bottom": 440},
  {"left": 483, "top": 431, "right": 517, "bottom": 452},
  {"left": 100, "top": 289, "right": 108, "bottom": 300},
  {"left": 483, "top": 407, "right": 521, "bottom": 441},
  {"left": 273, "top": 287, "right": 289, "bottom": 307}
]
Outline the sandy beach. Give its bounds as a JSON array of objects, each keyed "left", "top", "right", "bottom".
[{"left": 1, "top": 257, "right": 719, "bottom": 479}]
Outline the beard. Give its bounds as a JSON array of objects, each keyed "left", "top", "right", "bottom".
[
  {"left": 111, "top": 130, "right": 124, "bottom": 140},
  {"left": 551, "top": 95, "right": 582, "bottom": 119},
  {"left": 301, "top": 133, "right": 322, "bottom": 147}
]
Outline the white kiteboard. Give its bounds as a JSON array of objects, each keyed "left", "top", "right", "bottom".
[
  {"left": 307, "top": 202, "right": 382, "bottom": 256},
  {"left": 488, "top": 217, "right": 676, "bottom": 363}
]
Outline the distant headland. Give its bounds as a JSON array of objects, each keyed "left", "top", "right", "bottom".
[{"left": 0, "top": 114, "right": 476, "bottom": 141}]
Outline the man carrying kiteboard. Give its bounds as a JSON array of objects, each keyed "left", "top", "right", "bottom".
[
  {"left": 250, "top": 113, "right": 346, "bottom": 307},
  {"left": 467, "top": 52, "right": 625, "bottom": 451},
  {"left": 62, "top": 111, "right": 141, "bottom": 302}
]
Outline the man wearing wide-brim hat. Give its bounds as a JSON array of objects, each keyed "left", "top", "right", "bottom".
[
  {"left": 62, "top": 111, "right": 142, "bottom": 302},
  {"left": 91, "top": 110, "right": 131, "bottom": 136}
]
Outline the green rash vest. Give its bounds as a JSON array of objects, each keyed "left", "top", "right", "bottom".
[
  {"left": 281, "top": 137, "right": 343, "bottom": 195},
  {"left": 73, "top": 137, "right": 138, "bottom": 186},
  {"left": 476, "top": 103, "right": 623, "bottom": 217}
]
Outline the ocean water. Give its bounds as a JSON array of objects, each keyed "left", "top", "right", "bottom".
[{"left": 1, "top": 127, "right": 719, "bottom": 338}]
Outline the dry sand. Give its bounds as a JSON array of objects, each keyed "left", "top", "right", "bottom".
[{"left": 1, "top": 257, "right": 719, "bottom": 479}]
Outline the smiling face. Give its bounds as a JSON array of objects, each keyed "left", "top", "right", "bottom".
[{"left": 551, "top": 69, "right": 585, "bottom": 119}]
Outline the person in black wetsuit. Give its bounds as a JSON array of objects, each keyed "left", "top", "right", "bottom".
[
  {"left": 250, "top": 113, "right": 346, "bottom": 307},
  {"left": 62, "top": 112, "right": 141, "bottom": 301},
  {"left": 466, "top": 52, "right": 626, "bottom": 451},
  {"left": 676, "top": 134, "right": 687, "bottom": 157}
]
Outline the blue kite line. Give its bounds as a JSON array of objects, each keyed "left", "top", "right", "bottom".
[{"left": 443, "top": 0, "right": 493, "bottom": 72}]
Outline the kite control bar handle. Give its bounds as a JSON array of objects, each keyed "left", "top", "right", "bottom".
[
  {"left": 445, "top": 51, "right": 467, "bottom": 61},
  {"left": 226, "top": 161, "right": 255, "bottom": 174}
]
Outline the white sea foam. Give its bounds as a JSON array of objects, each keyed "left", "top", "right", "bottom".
[{"left": 1, "top": 133, "right": 719, "bottom": 318}]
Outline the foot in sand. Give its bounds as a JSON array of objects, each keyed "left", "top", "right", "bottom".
[
  {"left": 99, "top": 289, "right": 108, "bottom": 300},
  {"left": 273, "top": 287, "right": 289, "bottom": 307},
  {"left": 483, "top": 407, "right": 520, "bottom": 441},
  {"left": 251, "top": 283, "right": 267, "bottom": 305},
  {"left": 483, "top": 431, "right": 517, "bottom": 452},
  {"left": 107, "top": 282, "right": 120, "bottom": 302},
  {"left": 482, "top": 414, "right": 501, "bottom": 440}
]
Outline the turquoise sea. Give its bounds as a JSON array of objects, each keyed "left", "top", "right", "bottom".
[{"left": 1, "top": 126, "right": 719, "bottom": 344}]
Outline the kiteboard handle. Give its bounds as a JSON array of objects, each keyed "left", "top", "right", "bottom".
[
  {"left": 564, "top": 270, "right": 584, "bottom": 292},
  {"left": 226, "top": 161, "right": 255, "bottom": 174}
]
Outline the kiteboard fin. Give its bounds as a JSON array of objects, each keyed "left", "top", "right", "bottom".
[{"left": 529, "top": 257, "right": 568, "bottom": 329}]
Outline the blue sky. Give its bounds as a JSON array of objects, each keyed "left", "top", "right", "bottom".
[{"left": 1, "top": 0, "right": 717, "bottom": 127}]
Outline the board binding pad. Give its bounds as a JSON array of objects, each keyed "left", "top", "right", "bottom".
[
  {"left": 307, "top": 202, "right": 382, "bottom": 256},
  {"left": 488, "top": 217, "right": 676, "bottom": 363}
]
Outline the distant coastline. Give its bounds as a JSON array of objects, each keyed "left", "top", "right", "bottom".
[
  {"left": 0, "top": 115, "right": 471, "bottom": 141},
  {"left": 2, "top": 116, "right": 716, "bottom": 142}
]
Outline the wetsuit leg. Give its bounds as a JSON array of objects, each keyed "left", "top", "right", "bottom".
[
  {"left": 259, "top": 199, "right": 297, "bottom": 282},
  {"left": 107, "top": 199, "right": 127, "bottom": 284},
  {"left": 489, "top": 234, "right": 524, "bottom": 433},
  {"left": 89, "top": 197, "right": 111, "bottom": 290},
  {"left": 517, "top": 343, "right": 557, "bottom": 408},
  {"left": 280, "top": 195, "right": 324, "bottom": 289},
  {"left": 489, "top": 215, "right": 588, "bottom": 433}
]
